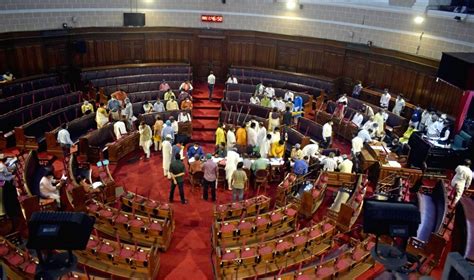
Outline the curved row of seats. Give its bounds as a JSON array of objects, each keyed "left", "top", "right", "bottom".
[
  {"left": 229, "top": 66, "right": 338, "bottom": 97},
  {"left": 214, "top": 195, "right": 271, "bottom": 221},
  {"left": 82, "top": 64, "right": 191, "bottom": 81},
  {"left": 0, "top": 75, "right": 58, "bottom": 98},
  {"left": 93, "top": 73, "right": 189, "bottom": 89}
]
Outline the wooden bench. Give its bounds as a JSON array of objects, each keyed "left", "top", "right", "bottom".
[
  {"left": 78, "top": 123, "right": 139, "bottom": 163},
  {"left": 120, "top": 191, "right": 174, "bottom": 221},
  {"left": 15, "top": 103, "right": 82, "bottom": 151},
  {"left": 212, "top": 203, "right": 299, "bottom": 248},
  {"left": 139, "top": 109, "right": 193, "bottom": 138},
  {"left": 86, "top": 201, "right": 174, "bottom": 251},
  {"left": 214, "top": 195, "right": 271, "bottom": 221},
  {"left": 75, "top": 234, "right": 160, "bottom": 279},
  {"left": 0, "top": 236, "right": 39, "bottom": 279},
  {"left": 215, "top": 219, "right": 336, "bottom": 279}
]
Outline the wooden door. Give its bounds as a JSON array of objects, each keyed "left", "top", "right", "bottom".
[{"left": 196, "top": 36, "right": 226, "bottom": 82}]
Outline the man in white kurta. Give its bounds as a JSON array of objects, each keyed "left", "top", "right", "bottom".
[
  {"left": 256, "top": 125, "right": 267, "bottom": 150},
  {"left": 226, "top": 127, "right": 236, "bottom": 150},
  {"left": 322, "top": 121, "right": 333, "bottom": 148},
  {"left": 302, "top": 143, "right": 319, "bottom": 158},
  {"left": 40, "top": 173, "right": 61, "bottom": 205},
  {"left": 113, "top": 119, "right": 127, "bottom": 139},
  {"left": 139, "top": 122, "right": 152, "bottom": 159},
  {"left": 380, "top": 89, "right": 391, "bottom": 109},
  {"left": 162, "top": 135, "right": 173, "bottom": 177},
  {"left": 259, "top": 135, "right": 272, "bottom": 158},
  {"left": 451, "top": 160, "right": 472, "bottom": 204},
  {"left": 392, "top": 95, "right": 405, "bottom": 116},
  {"left": 351, "top": 111, "right": 364, "bottom": 128},
  {"left": 225, "top": 149, "right": 240, "bottom": 190}
]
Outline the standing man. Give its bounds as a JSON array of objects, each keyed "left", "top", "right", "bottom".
[
  {"left": 451, "top": 159, "right": 472, "bottom": 204},
  {"left": 202, "top": 153, "right": 218, "bottom": 201},
  {"left": 139, "top": 121, "right": 152, "bottom": 160},
  {"left": 226, "top": 126, "right": 236, "bottom": 151},
  {"left": 322, "top": 120, "right": 333, "bottom": 148},
  {"left": 352, "top": 81, "right": 363, "bottom": 98},
  {"left": 215, "top": 123, "right": 226, "bottom": 147},
  {"left": 169, "top": 153, "right": 187, "bottom": 204},
  {"left": 162, "top": 135, "right": 173, "bottom": 177},
  {"left": 380, "top": 89, "right": 391, "bottom": 109},
  {"left": 107, "top": 95, "right": 121, "bottom": 121},
  {"left": 122, "top": 98, "right": 133, "bottom": 129},
  {"left": 208, "top": 71, "right": 216, "bottom": 101},
  {"left": 231, "top": 162, "right": 248, "bottom": 202},
  {"left": 57, "top": 124, "right": 74, "bottom": 156},
  {"left": 392, "top": 94, "right": 405, "bottom": 116},
  {"left": 225, "top": 148, "right": 240, "bottom": 190},
  {"left": 113, "top": 116, "right": 128, "bottom": 139}
]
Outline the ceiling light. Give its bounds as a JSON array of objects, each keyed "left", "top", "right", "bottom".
[
  {"left": 286, "top": 0, "right": 297, "bottom": 10},
  {"left": 414, "top": 16, "right": 425, "bottom": 24}
]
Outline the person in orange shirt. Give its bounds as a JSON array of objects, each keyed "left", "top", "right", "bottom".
[
  {"left": 235, "top": 125, "right": 247, "bottom": 154},
  {"left": 111, "top": 89, "right": 127, "bottom": 106},
  {"left": 270, "top": 140, "right": 285, "bottom": 158},
  {"left": 180, "top": 97, "right": 193, "bottom": 110}
]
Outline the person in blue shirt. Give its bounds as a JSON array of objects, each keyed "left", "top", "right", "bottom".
[
  {"left": 161, "top": 120, "right": 175, "bottom": 143},
  {"left": 187, "top": 142, "right": 204, "bottom": 160},
  {"left": 357, "top": 128, "right": 373, "bottom": 143},
  {"left": 409, "top": 106, "right": 423, "bottom": 129},
  {"left": 293, "top": 156, "right": 309, "bottom": 176}
]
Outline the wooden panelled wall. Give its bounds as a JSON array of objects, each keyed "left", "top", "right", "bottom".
[{"left": 0, "top": 27, "right": 463, "bottom": 115}]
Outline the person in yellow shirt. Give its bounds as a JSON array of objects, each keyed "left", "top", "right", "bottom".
[
  {"left": 215, "top": 123, "right": 226, "bottom": 146},
  {"left": 290, "top": 143, "right": 303, "bottom": 161},
  {"left": 399, "top": 125, "right": 417, "bottom": 144},
  {"left": 81, "top": 100, "right": 94, "bottom": 114},
  {"left": 270, "top": 140, "right": 285, "bottom": 158}
]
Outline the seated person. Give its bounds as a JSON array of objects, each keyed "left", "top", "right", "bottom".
[
  {"left": 181, "top": 97, "right": 193, "bottom": 110},
  {"left": 153, "top": 98, "right": 165, "bottom": 113},
  {"left": 187, "top": 143, "right": 204, "bottom": 160},
  {"left": 302, "top": 143, "right": 320, "bottom": 158},
  {"left": 215, "top": 142, "right": 227, "bottom": 158},
  {"left": 166, "top": 96, "right": 179, "bottom": 111},
  {"left": 251, "top": 153, "right": 269, "bottom": 175},
  {"left": 164, "top": 89, "right": 176, "bottom": 101},
  {"left": 159, "top": 80, "right": 170, "bottom": 91},
  {"left": 290, "top": 144, "right": 304, "bottom": 161},
  {"left": 76, "top": 175, "right": 100, "bottom": 193},
  {"left": 0, "top": 154, "right": 14, "bottom": 182},
  {"left": 39, "top": 171, "right": 64, "bottom": 205},
  {"left": 270, "top": 140, "right": 285, "bottom": 158},
  {"left": 338, "top": 155, "right": 353, "bottom": 173},
  {"left": 179, "top": 80, "right": 193, "bottom": 93},
  {"left": 189, "top": 154, "right": 203, "bottom": 175},
  {"left": 143, "top": 101, "right": 153, "bottom": 113}
]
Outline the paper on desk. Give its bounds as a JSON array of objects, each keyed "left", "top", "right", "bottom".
[{"left": 383, "top": 161, "right": 401, "bottom": 168}]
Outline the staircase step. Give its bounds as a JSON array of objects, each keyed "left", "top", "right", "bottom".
[
  {"left": 192, "top": 131, "right": 216, "bottom": 143},
  {"left": 193, "top": 100, "right": 222, "bottom": 110},
  {"left": 192, "top": 109, "right": 220, "bottom": 119},
  {"left": 192, "top": 119, "right": 218, "bottom": 130}
]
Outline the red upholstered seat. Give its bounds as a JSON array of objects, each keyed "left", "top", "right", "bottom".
[
  {"left": 294, "top": 235, "right": 308, "bottom": 245},
  {"left": 238, "top": 222, "right": 252, "bottom": 230},
  {"left": 336, "top": 258, "right": 352, "bottom": 270},
  {"left": 323, "top": 223, "right": 334, "bottom": 232},
  {"left": 366, "top": 241, "right": 375, "bottom": 251},
  {"left": 88, "top": 204, "right": 99, "bottom": 212},
  {"left": 7, "top": 253, "right": 24, "bottom": 266},
  {"left": 221, "top": 223, "right": 236, "bottom": 233},
  {"left": 317, "top": 267, "right": 335, "bottom": 277},
  {"left": 309, "top": 228, "right": 322, "bottom": 238},
  {"left": 120, "top": 248, "right": 134, "bottom": 258},
  {"left": 285, "top": 208, "right": 297, "bottom": 217},
  {"left": 241, "top": 248, "right": 256, "bottom": 258},
  {"left": 217, "top": 205, "right": 228, "bottom": 212},
  {"left": 159, "top": 203, "right": 169, "bottom": 209},
  {"left": 312, "top": 189, "right": 321, "bottom": 198},
  {"left": 222, "top": 251, "right": 237, "bottom": 261},
  {"left": 24, "top": 262, "right": 37, "bottom": 274},
  {"left": 134, "top": 250, "right": 148, "bottom": 262},
  {"left": 149, "top": 222, "right": 162, "bottom": 232},
  {"left": 129, "top": 219, "right": 145, "bottom": 228},
  {"left": 276, "top": 241, "right": 292, "bottom": 252},
  {"left": 352, "top": 248, "right": 365, "bottom": 261},
  {"left": 256, "top": 217, "right": 269, "bottom": 226},
  {"left": 115, "top": 214, "right": 129, "bottom": 224},
  {"left": 99, "top": 244, "right": 114, "bottom": 253},
  {"left": 134, "top": 196, "right": 145, "bottom": 204},
  {"left": 87, "top": 239, "right": 99, "bottom": 249},
  {"left": 231, "top": 202, "right": 242, "bottom": 209},
  {"left": 0, "top": 244, "right": 10, "bottom": 256},
  {"left": 281, "top": 181, "right": 290, "bottom": 188},
  {"left": 271, "top": 213, "right": 283, "bottom": 223},
  {"left": 258, "top": 246, "right": 273, "bottom": 255},
  {"left": 146, "top": 200, "right": 159, "bottom": 208},
  {"left": 99, "top": 209, "right": 113, "bottom": 218},
  {"left": 355, "top": 194, "right": 363, "bottom": 203}
]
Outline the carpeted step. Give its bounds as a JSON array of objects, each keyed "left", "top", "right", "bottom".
[
  {"left": 191, "top": 131, "right": 216, "bottom": 143},
  {"left": 193, "top": 100, "right": 222, "bottom": 110},
  {"left": 192, "top": 108, "right": 220, "bottom": 119},
  {"left": 192, "top": 119, "right": 218, "bottom": 131}
]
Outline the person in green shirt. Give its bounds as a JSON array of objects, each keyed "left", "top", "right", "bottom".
[
  {"left": 231, "top": 162, "right": 248, "bottom": 202},
  {"left": 261, "top": 95, "right": 271, "bottom": 108},
  {"left": 169, "top": 153, "right": 187, "bottom": 204},
  {"left": 251, "top": 153, "right": 269, "bottom": 175}
]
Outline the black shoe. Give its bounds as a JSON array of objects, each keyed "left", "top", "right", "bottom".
[{"left": 181, "top": 200, "right": 188, "bottom": 204}]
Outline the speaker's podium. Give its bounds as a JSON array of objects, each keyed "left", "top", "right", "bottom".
[
  {"left": 26, "top": 211, "right": 95, "bottom": 280},
  {"left": 437, "top": 52, "right": 474, "bottom": 131}
]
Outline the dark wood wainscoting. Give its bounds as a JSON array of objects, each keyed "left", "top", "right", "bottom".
[{"left": 0, "top": 27, "right": 462, "bottom": 114}]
